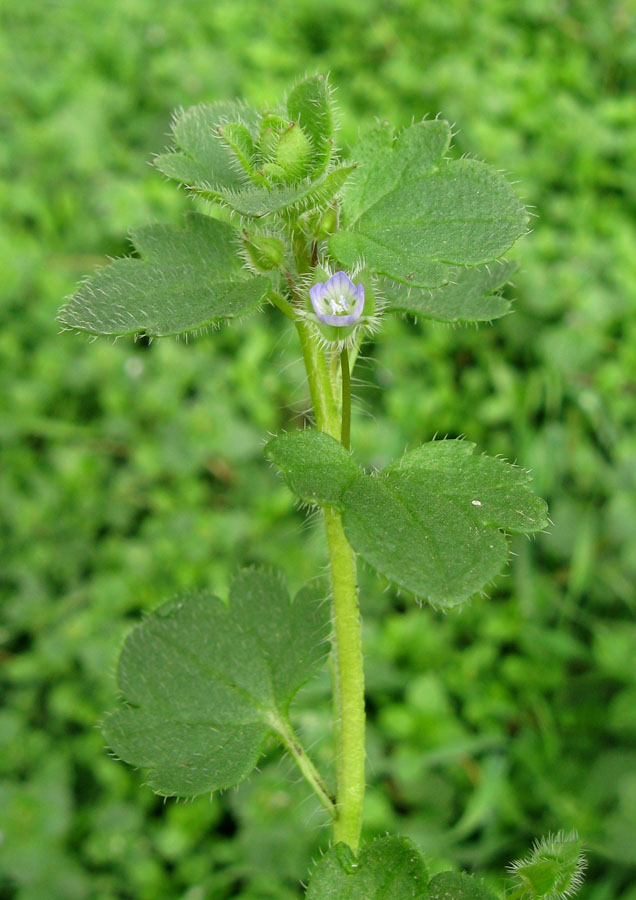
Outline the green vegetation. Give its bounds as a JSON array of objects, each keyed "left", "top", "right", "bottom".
[{"left": 1, "top": 2, "right": 635, "bottom": 899}]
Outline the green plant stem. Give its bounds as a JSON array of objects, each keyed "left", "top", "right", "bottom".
[
  {"left": 295, "top": 317, "right": 339, "bottom": 432},
  {"left": 323, "top": 507, "right": 365, "bottom": 850},
  {"left": 340, "top": 346, "right": 351, "bottom": 451},
  {"left": 294, "top": 317, "right": 366, "bottom": 853},
  {"left": 274, "top": 716, "right": 336, "bottom": 818}
]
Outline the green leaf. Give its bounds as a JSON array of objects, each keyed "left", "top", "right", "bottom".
[
  {"left": 265, "top": 429, "right": 358, "bottom": 506},
  {"left": 382, "top": 260, "right": 519, "bottom": 323},
  {"left": 286, "top": 74, "right": 334, "bottom": 177},
  {"left": 329, "top": 120, "right": 527, "bottom": 287},
  {"left": 265, "top": 432, "right": 548, "bottom": 607},
  {"left": 218, "top": 165, "right": 354, "bottom": 218},
  {"left": 103, "top": 570, "right": 330, "bottom": 797},
  {"left": 427, "top": 872, "right": 498, "bottom": 900},
  {"left": 58, "top": 213, "right": 271, "bottom": 337},
  {"left": 339, "top": 120, "right": 451, "bottom": 227},
  {"left": 342, "top": 441, "right": 548, "bottom": 606},
  {"left": 306, "top": 836, "right": 428, "bottom": 900},
  {"left": 154, "top": 101, "right": 259, "bottom": 190},
  {"left": 218, "top": 121, "right": 257, "bottom": 175}
]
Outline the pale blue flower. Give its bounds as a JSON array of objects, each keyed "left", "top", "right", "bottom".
[{"left": 309, "top": 271, "right": 365, "bottom": 327}]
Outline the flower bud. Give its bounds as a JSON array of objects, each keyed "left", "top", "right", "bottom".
[
  {"left": 241, "top": 231, "right": 287, "bottom": 273},
  {"left": 317, "top": 206, "right": 337, "bottom": 238},
  {"left": 275, "top": 123, "right": 312, "bottom": 181},
  {"left": 259, "top": 113, "right": 289, "bottom": 161},
  {"left": 261, "top": 162, "right": 289, "bottom": 183}
]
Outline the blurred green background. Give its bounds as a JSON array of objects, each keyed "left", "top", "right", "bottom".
[{"left": 1, "top": 1, "right": 636, "bottom": 898}]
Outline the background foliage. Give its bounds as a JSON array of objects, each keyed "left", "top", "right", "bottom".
[{"left": 1, "top": 1, "right": 635, "bottom": 898}]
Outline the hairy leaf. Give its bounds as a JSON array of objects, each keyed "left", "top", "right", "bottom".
[
  {"left": 218, "top": 166, "right": 354, "bottom": 218},
  {"left": 58, "top": 213, "right": 270, "bottom": 337},
  {"left": 103, "top": 570, "right": 329, "bottom": 797},
  {"left": 265, "top": 429, "right": 358, "bottom": 506},
  {"left": 330, "top": 120, "right": 527, "bottom": 287},
  {"left": 306, "top": 836, "right": 428, "bottom": 900},
  {"left": 154, "top": 101, "right": 259, "bottom": 190},
  {"left": 427, "top": 872, "right": 498, "bottom": 900},
  {"left": 286, "top": 74, "right": 334, "bottom": 177},
  {"left": 265, "top": 432, "right": 548, "bottom": 607},
  {"left": 382, "top": 259, "right": 519, "bottom": 323},
  {"left": 339, "top": 120, "right": 452, "bottom": 227}
]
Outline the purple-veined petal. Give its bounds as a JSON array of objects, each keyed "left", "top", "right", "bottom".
[
  {"left": 310, "top": 282, "right": 329, "bottom": 316},
  {"left": 313, "top": 284, "right": 365, "bottom": 326},
  {"left": 309, "top": 281, "right": 327, "bottom": 305},
  {"left": 326, "top": 271, "right": 356, "bottom": 297},
  {"left": 351, "top": 285, "right": 365, "bottom": 317}
]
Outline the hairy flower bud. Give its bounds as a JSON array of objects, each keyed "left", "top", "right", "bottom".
[
  {"left": 275, "top": 123, "right": 312, "bottom": 181},
  {"left": 241, "top": 231, "right": 287, "bottom": 272},
  {"left": 259, "top": 113, "right": 289, "bottom": 161},
  {"left": 317, "top": 206, "right": 337, "bottom": 238}
]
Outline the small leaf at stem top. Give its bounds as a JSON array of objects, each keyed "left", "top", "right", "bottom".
[
  {"left": 286, "top": 73, "right": 335, "bottom": 178},
  {"left": 217, "top": 165, "right": 354, "bottom": 218},
  {"left": 154, "top": 100, "right": 260, "bottom": 190}
]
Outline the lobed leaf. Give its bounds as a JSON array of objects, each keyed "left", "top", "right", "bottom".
[
  {"left": 329, "top": 120, "right": 527, "bottom": 287},
  {"left": 381, "top": 259, "right": 519, "bottom": 323},
  {"left": 265, "top": 431, "right": 548, "bottom": 607},
  {"left": 58, "top": 213, "right": 271, "bottom": 337},
  {"left": 154, "top": 100, "right": 259, "bottom": 190},
  {"left": 103, "top": 570, "right": 330, "bottom": 797},
  {"left": 339, "top": 120, "right": 452, "bottom": 228},
  {"left": 306, "top": 836, "right": 428, "bottom": 900}
]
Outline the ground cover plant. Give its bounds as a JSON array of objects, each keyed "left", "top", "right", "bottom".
[
  {"left": 2, "top": 3, "right": 636, "bottom": 899},
  {"left": 54, "top": 71, "right": 586, "bottom": 898}
]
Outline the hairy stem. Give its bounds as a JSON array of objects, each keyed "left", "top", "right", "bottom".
[
  {"left": 295, "top": 317, "right": 339, "bottom": 432},
  {"left": 294, "top": 316, "right": 366, "bottom": 852},
  {"left": 340, "top": 346, "right": 351, "bottom": 451},
  {"left": 323, "top": 508, "right": 365, "bottom": 849}
]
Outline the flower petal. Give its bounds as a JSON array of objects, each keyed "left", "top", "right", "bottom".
[
  {"left": 327, "top": 270, "right": 356, "bottom": 296},
  {"left": 313, "top": 282, "right": 364, "bottom": 327},
  {"left": 309, "top": 282, "right": 328, "bottom": 315},
  {"left": 351, "top": 283, "right": 365, "bottom": 317}
]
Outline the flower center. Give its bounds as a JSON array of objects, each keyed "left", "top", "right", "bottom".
[{"left": 328, "top": 294, "right": 351, "bottom": 315}]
